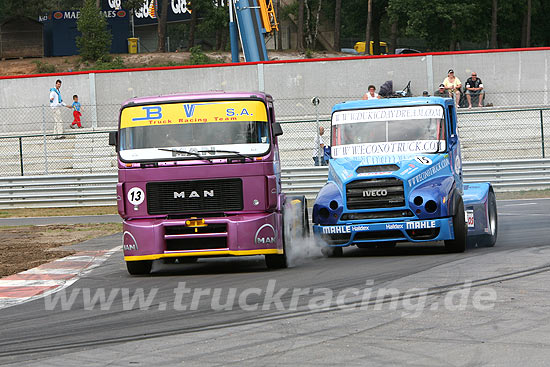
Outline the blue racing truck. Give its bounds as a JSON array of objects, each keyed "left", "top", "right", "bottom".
[{"left": 312, "top": 97, "right": 497, "bottom": 255}]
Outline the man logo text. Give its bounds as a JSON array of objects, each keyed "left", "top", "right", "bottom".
[{"left": 173, "top": 190, "right": 214, "bottom": 199}]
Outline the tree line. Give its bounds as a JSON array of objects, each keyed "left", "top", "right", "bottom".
[{"left": 1, "top": 0, "right": 548, "bottom": 55}]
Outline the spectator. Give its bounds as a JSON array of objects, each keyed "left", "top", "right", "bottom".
[
  {"left": 434, "top": 83, "right": 447, "bottom": 97},
  {"left": 362, "top": 85, "right": 381, "bottom": 100},
  {"left": 313, "top": 126, "right": 328, "bottom": 166},
  {"left": 49, "top": 79, "right": 71, "bottom": 138},
  {"left": 442, "top": 69, "right": 462, "bottom": 106},
  {"left": 70, "top": 95, "right": 83, "bottom": 128},
  {"left": 422, "top": 91, "right": 430, "bottom": 97},
  {"left": 465, "top": 71, "right": 485, "bottom": 108}
]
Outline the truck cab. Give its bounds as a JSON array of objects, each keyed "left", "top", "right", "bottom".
[
  {"left": 110, "top": 92, "right": 308, "bottom": 275},
  {"left": 312, "top": 97, "right": 497, "bottom": 256}
]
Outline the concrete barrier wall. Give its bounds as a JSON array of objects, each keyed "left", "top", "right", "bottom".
[{"left": 1, "top": 48, "right": 549, "bottom": 134}]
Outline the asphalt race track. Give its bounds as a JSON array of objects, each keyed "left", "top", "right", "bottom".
[{"left": 1, "top": 199, "right": 549, "bottom": 366}]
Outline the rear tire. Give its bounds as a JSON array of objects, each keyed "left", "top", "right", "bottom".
[
  {"left": 478, "top": 191, "right": 498, "bottom": 247},
  {"left": 444, "top": 198, "right": 467, "bottom": 253},
  {"left": 126, "top": 260, "right": 152, "bottom": 275},
  {"left": 321, "top": 246, "right": 343, "bottom": 257}
]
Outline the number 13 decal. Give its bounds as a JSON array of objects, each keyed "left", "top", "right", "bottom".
[{"left": 127, "top": 187, "right": 145, "bottom": 205}]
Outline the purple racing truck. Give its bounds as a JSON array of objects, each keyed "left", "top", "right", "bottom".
[{"left": 109, "top": 92, "right": 308, "bottom": 275}]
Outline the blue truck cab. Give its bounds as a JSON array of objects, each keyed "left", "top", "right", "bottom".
[{"left": 312, "top": 97, "right": 498, "bottom": 255}]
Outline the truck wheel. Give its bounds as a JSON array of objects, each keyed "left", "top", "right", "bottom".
[
  {"left": 478, "top": 191, "right": 498, "bottom": 247},
  {"left": 265, "top": 253, "right": 288, "bottom": 269},
  {"left": 126, "top": 260, "right": 152, "bottom": 275},
  {"left": 321, "top": 246, "right": 343, "bottom": 257},
  {"left": 444, "top": 198, "right": 467, "bottom": 253}
]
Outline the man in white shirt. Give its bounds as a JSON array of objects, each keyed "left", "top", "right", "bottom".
[
  {"left": 49, "top": 79, "right": 71, "bottom": 138},
  {"left": 313, "top": 126, "right": 328, "bottom": 166}
]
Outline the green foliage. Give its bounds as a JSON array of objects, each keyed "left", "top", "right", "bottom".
[
  {"left": 304, "top": 49, "right": 314, "bottom": 58},
  {"left": 187, "top": 46, "right": 215, "bottom": 65},
  {"left": 92, "top": 56, "right": 126, "bottom": 70},
  {"left": 76, "top": 0, "right": 112, "bottom": 62},
  {"left": 32, "top": 60, "right": 56, "bottom": 74}
]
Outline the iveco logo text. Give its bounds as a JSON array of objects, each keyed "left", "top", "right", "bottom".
[
  {"left": 406, "top": 221, "right": 436, "bottom": 230},
  {"left": 173, "top": 190, "right": 214, "bottom": 199},
  {"left": 362, "top": 189, "right": 388, "bottom": 197}
]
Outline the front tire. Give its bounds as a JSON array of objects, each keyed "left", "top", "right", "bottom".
[
  {"left": 478, "top": 191, "right": 498, "bottom": 247},
  {"left": 444, "top": 198, "right": 467, "bottom": 253},
  {"left": 265, "top": 253, "right": 288, "bottom": 269},
  {"left": 321, "top": 246, "right": 343, "bottom": 257},
  {"left": 126, "top": 260, "right": 152, "bottom": 275}
]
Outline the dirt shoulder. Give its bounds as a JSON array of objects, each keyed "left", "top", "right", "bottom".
[
  {"left": 0, "top": 50, "right": 347, "bottom": 76},
  {"left": 0, "top": 223, "right": 121, "bottom": 277},
  {"left": 0, "top": 206, "right": 118, "bottom": 218}
]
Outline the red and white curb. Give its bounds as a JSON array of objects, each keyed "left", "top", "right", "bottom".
[{"left": 0, "top": 245, "right": 121, "bottom": 310}]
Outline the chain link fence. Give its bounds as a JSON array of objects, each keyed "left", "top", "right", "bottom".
[{"left": 0, "top": 95, "right": 549, "bottom": 176}]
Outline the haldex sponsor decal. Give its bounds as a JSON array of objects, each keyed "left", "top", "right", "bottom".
[
  {"left": 407, "top": 159, "right": 450, "bottom": 186},
  {"left": 386, "top": 223, "right": 404, "bottom": 230},
  {"left": 332, "top": 140, "right": 442, "bottom": 159},
  {"left": 405, "top": 221, "right": 437, "bottom": 230}
]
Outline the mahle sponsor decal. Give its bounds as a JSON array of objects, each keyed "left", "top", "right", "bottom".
[
  {"left": 405, "top": 221, "right": 436, "bottom": 230},
  {"left": 322, "top": 225, "right": 352, "bottom": 234}
]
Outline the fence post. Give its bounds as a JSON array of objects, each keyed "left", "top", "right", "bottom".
[
  {"left": 42, "top": 105, "right": 49, "bottom": 174},
  {"left": 19, "top": 137, "right": 24, "bottom": 176},
  {"left": 541, "top": 109, "right": 545, "bottom": 158},
  {"left": 312, "top": 96, "right": 320, "bottom": 164}
]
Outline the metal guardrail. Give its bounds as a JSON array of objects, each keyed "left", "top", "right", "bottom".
[{"left": 1, "top": 159, "right": 549, "bottom": 208}]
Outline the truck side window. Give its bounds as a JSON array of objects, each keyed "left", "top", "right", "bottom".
[{"left": 448, "top": 106, "right": 456, "bottom": 135}]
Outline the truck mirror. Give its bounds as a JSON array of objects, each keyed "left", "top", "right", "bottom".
[
  {"left": 449, "top": 134, "right": 458, "bottom": 146},
  {"left": 272, "top": 123, "right": 283, "bottom": 136},
  {"left": 109, "top": 131, "right": 118, "bottom": 146}
]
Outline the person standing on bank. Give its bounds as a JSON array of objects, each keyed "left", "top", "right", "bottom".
[
  {"left": 313, "top": 126, "right": 328, "bottom": 166},
  {"left": 49, "top": 79, "right": 71, "bottom": 138}
]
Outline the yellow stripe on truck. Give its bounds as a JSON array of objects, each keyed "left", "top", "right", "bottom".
[{"left": 125, "top": 248, "right": 283, "bottom": 261}]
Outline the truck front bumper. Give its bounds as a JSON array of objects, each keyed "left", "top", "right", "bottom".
[
  {"left": 123, "top": 212, "right": 283, "bottom": 261},
  {"left": 313, "top": 217, "right": 454, "bottom": 247}
]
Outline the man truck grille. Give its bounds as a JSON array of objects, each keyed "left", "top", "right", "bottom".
[
  {"left": 346, "top": 177, "right": 405, "bottom": 210},
  {"left": 146, "top": 178, "right": 243, "bottom": 215}
]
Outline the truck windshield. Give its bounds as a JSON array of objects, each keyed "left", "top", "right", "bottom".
[
  {"left": 118, "top": 100, "right": 270, "bottom": 162},
  {"left": 331, "top": 105, "right": 446, "bottom": 158}
]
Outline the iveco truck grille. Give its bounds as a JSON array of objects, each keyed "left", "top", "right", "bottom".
[
  {"left": 346, "top": 177, "right": 405, "bottom": 210},
  {"left": 147, "top": 178, "right": 243, "bottom": 215}
]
